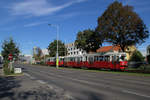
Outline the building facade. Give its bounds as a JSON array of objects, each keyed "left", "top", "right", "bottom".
[
  {"left": 147, "top": 45, "right": 150, "bottom": 64},
  {"left": 147, "top": 45, "right": 150, "bottom": 56},
  {"left": 65, "top": 43, "right": 86, "bottom": 56},
  {"left": 96, "top": 45, "right": 136, "bottom": 60}
]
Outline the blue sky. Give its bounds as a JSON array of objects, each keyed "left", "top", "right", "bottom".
[{"left": 0, "top": 0, "right": 150, "bottom": 55}]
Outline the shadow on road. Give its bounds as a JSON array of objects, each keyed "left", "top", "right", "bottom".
[
  {"left": 84, "top": 91, "right": 104, "bottom": 100},
  {"left": 0, "top": 76, "right": 21, "bottom": 100},
  {"left": 0, "top": 76, "right": 74, "bottom": 100}
]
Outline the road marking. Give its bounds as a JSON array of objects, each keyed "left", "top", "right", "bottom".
[
  {"left": 47, "top": 84, "right": 54, "bottom": 89},
  {"left": 39, "top": 70, "right": 111, "bottom": 88},
  {"left": 36, "top": 80, "right": 47, "bottom": 84},
  {"left": 24, "top": 73, "right": 31, "bottom": 77},
  {"left": 38, "top": 70, "right": 150, "bottom": 98},
  {"left": 24, "top": 73, "right": 36, "bottom": 79},
  {"left": 122, "top": 90, "right": 150, "bottom": 98}
]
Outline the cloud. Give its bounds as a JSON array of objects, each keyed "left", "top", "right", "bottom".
[
  {"left": 58, "top": 12, "right": 80, "bottom": 19},
  {"left": 9, "top": 0, "right": 88, "bottom": 17},
  {"left": 24, "top": 21, "right": 48, "bottom": 27},
  {"left": 121, "top": 0, "right": 150, "bottom": 13}
]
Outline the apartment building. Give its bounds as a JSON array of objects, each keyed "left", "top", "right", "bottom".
[{"left": 65, "top": 42, "right": 86, "bottom": 56}]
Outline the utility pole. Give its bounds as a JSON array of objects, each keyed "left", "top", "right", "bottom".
[{"left": 48, "top": 24, "right": 59, "bottom": 69}]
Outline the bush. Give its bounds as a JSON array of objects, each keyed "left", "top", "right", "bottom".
[
  {"left": 138, "top": 64, "right": 150, "bottom": 71},
  {"left": 129, "top": 50, "right": 144, "bottom": 62},
  {"left": 3, "top": 61, "right": 14, "bottom": 75}
]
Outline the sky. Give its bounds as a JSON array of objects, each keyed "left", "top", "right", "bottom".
[{"left": 0, "top": 0, "right": 150, "bottom": 55}]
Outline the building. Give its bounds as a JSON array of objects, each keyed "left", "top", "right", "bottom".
[
  {"left": 147, "top": 45, "right": 150, "bottom": 56},
  {"left": 65, "top": 42, "right": 86, "bottom": 56},
  {"left": 41, "top": 49, "right": 49, "bottom": 57},
  {"left": 19, "top": 55, "right": 35, "bottom": 64},
  {"left": 147, "top": 45, "right": 150, "bottom": 64},
  {"left": 96, "top": 45, "right": 136, "bottom": 60}
]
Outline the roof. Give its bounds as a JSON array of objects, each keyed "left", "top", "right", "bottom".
[{"left": 96, "top": 46, "right": 121, "bottom": 53}]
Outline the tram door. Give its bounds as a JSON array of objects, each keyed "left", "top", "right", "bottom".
[
  {"left": 112, "top": 55, "right": 117, "bottom": 69},
  {"left": 112, "top": 55, "right": 120, "bottom": 69}
]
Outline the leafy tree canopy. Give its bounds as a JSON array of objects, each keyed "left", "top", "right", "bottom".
[
  {"left": 48, "top": 40, "right": 66, "bottom": 57},
  {"left": 75, "top": 29, "right": 103, "bottom": 53},
  {"left": 96, "top": 1, "right": 149, "bottom": 52},
  {"left": 33, "top": 47, "right": 42, "bottom": 61},
  {"left": 1, "top": 38, "right": 20, "bottom": 61},
  {"left": 129, "top": 50, "right": 144, "bottom": 62}
]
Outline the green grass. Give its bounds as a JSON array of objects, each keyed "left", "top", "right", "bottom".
[
  {"left": 59, "top": 67, "right": 150, "bottom": 77},
  {"left": 5, "top": 73, "right": 24, "bottom": 76}
]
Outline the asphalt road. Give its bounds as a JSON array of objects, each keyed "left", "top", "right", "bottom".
[{"left": 15, "top": 64, "right": 150, "bottom": 100}]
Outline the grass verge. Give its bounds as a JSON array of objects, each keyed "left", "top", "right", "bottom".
[
  {"left": 59, "top": 67, "right": 150, "bottom": 77},
  {"left": 5, "top": 73, "right": 24, "bottom": 77}
]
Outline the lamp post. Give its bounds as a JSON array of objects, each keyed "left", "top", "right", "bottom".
[{"left": 48, "top": 24, "right": 59, "bottom": 69}]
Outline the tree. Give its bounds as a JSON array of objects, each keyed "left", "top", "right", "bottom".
[
  {"left": 129, "top": 50, "right": 144, "bottom": 62},
  {"left": 47, "top": 40, "right": 66, "bottom": 57},
  {"left": 1, "top": 38, "right": 20, "bottom": 61},
  {"left": 75, "top": 29, "right": 103, "bottom": 53},
  {"left": 96, "top": 1, "right": 149, "bottom": 52},
  {"left": 33, "top": 47, "right": 42, "bottom": 61}
]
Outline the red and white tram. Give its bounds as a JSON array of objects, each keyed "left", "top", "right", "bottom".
[
  {"left": 46, "top": 52, "right": 128, "bottom": 70},
  {"left": 46, "top": 56, "right": 64, "bottom": 66}
]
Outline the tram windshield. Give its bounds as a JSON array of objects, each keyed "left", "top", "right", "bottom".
[{"left": 120, "top": 55, "right": 126, "bottom": 61}]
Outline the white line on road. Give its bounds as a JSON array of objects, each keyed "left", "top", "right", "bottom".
[
  {"left": 24, "top": 73, "right": 31, "bottom": 77},
  {"left": 122, "top": 90, "right": 150, "bottom": 98},
  {"left": 36, "top": 80, "right": 47, "bottom": 84},
  {"left": 24, "top": 73, "right": 36, "bottom": 79},
  {"left": 38, "top": 70, "right": 150, "bottom": 99}
]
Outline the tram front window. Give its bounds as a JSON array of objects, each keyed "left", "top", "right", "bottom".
[{"left": 120, "top": 55, "right": 126, "bottom": 61}]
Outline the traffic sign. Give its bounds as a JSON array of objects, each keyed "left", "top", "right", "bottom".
[{"left": 8, "top": 54, "right": 13, "bottom": 60}]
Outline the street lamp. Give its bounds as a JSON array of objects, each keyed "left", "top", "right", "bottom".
[{"left": 48, "top": 24, "right": 59, "bottom": 69}]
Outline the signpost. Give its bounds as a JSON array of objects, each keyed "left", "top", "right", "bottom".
[{"left": 8, "top": 54, "right": 13, "bottom": 71}]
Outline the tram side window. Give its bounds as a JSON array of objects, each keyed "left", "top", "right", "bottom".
[
  {"left": 81, "top": 57, "right": 82, "bottom": 62},
  {"left": 89, "top": 57, "right": 94, "bottom": 62},
  {"left": 104, "top": 56, "right": 107, "bottom": 61},
  {"left": 77, "top": 57, "right": 80, "bottom": 62},
  {"left": 99, "top": 56, "right": 103, "bottom": 61},
  {"left": 48, "top": 59, "right": 50, "bottom": 61},
  {"left": 116, "top": 56, "right": 119, "bottom": 62},
  {"left": 70, "top": 58, "right": 72, "bottom": 61},
  {"left": 73, "top": 58, "right": 75, "bottom": 62},
  {"left": 94, "top": 56, "right": 98, "bottom": 61},
  {"left": 105, "top": 56, "right": 110, "bottom": 62},
  {"left": 85, "top": 56, "right": 87, "bottom": 61}
]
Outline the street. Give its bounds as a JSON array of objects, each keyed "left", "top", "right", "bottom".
[{"left": 14, "top": 64, "right": 150, "bottom": 100}]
